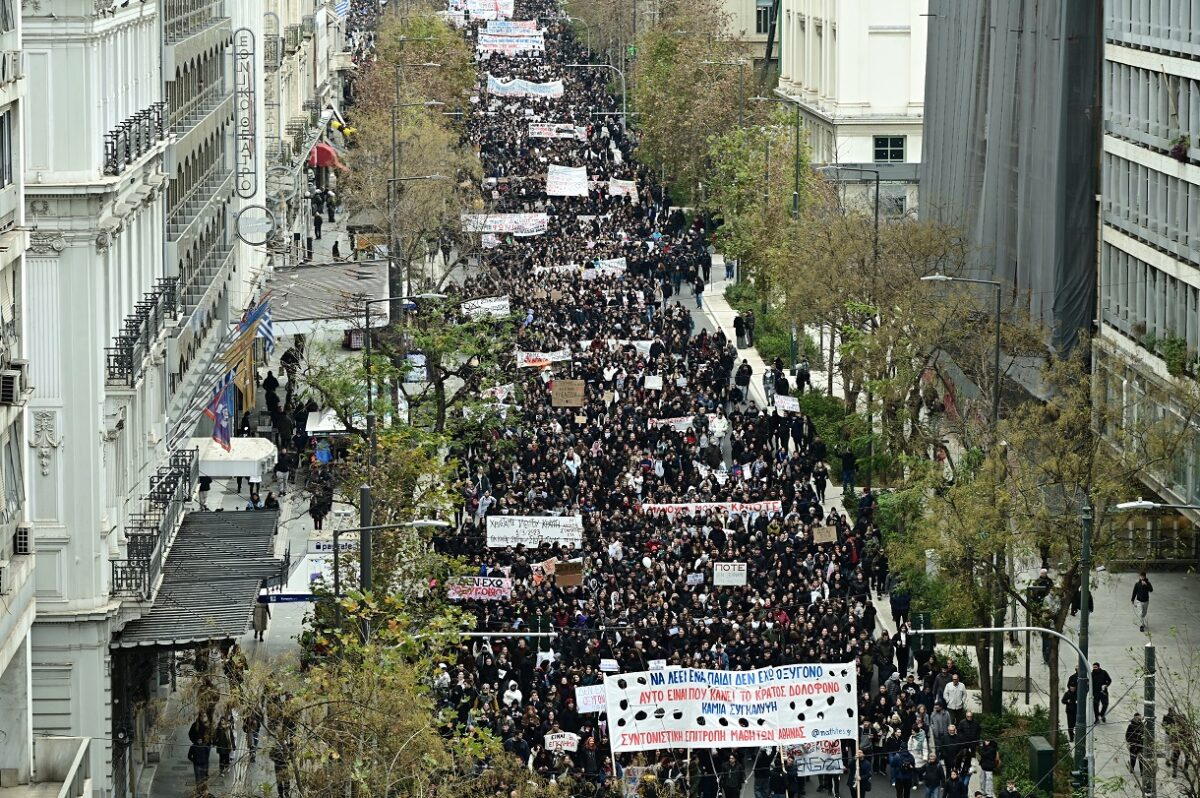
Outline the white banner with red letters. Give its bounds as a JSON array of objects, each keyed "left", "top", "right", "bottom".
[
  {"left": 446, "top": 576, "right": 513, "bottom": 600},
  {"left": 605, "top": 663, "right": 858, "bottom": 753}
]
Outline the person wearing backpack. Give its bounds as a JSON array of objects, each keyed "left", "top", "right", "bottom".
[
  {"left": 888, "top": 748, "right": 916, "bottom": 798},
  {"left": 977, "top": 738, "right": 1001, "bottom": 797}
]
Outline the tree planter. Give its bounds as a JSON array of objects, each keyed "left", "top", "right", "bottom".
[{"left": 1170, "top": 135, "right": 1191, "bottom": 163}]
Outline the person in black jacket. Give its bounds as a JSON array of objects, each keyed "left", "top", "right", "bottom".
[
  {"left": 1126, "top": 713, "right": 1147, "bottom": 773},
  {"left": 1131, "top": 571, "right": 1154, "bottom": 632},
  {"left": 1062, "top": 683, "right": 1079, "bottom": 741},
  {"left": 1092, "top": 662, "right": 1113, "bottom": 722}
]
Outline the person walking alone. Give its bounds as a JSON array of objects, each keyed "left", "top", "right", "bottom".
[
  {"left": 1131, "top": 571, "right": 1153, "bottom": 632},
  {"left": 1126, "top": 712, "right": 1147, "bottom": 774},
  {"left": 693, "top": 275, "right": 705, "bottom": 309}
]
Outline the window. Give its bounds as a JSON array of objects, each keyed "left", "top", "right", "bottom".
[
  {"left": 0, "top": 110, "right": 12, "bottom": 189},
  {"left": 873, "top": 135, "right": 905, "bottom": 163},
  {"left": 755, "top": 0, "right": 774, "bottom": 35},
  {"left": 0, "top": 0, "right": 12, "bottom": 34}
]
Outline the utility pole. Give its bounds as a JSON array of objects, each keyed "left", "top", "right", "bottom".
[
  {"left": 1075, "top": 499, "right": 1093, "bottom": 794},
  {"left": 1145, "top": 642, "right": 1157, "bottom": 798}
]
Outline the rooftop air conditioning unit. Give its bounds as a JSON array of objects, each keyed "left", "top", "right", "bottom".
[{"left": 0, "top": 369, "right": 21, "bottom": 405}]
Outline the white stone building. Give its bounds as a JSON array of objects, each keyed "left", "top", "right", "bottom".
[
  {"left": 775, "top": 0, "right": 925, "bottom": 214},
  {"left": 1095, "top": 0, "right": 1200, "bottom": 526}
]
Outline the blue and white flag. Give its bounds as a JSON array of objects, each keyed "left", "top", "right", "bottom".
[{"left": 240, "top": 298, "right": 275, "bottom": 354}]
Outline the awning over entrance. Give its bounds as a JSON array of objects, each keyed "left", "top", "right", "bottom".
[
  {"left": 265, "top": 260, "right": 389, "bottom": 336},
  {"left": 189, "top": 436, "right": 278, "bottom": 480},
  {"left": 111, "top": 510, "right": 283, "bottom": 650},
  {"left": 308, "top": 141, "right": 348, "bottom": 171}
]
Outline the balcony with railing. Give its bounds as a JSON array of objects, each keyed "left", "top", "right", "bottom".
[
  {"left": 181, "top": 239, "right": 235, "bottom": 316},
  {"left": 0, "top": 737, "right": 91, "bottom": 798},
  {"left": 103, "top": 103, "right": 167, "bottom": 177},
  {"left": 105, "top": 279, "right": 180, "bottom": 387},
  {"left": 169, "top": 78, "right": 232, "bottom": 137},
  {"left": 284, "top": 24, "right": 302, "bottom": 54},
  {"left": 163, "top": 0, "right": 227, "bottom": 45},
  {"left": 166, "top": 163, "right": 233, "bottom": 244},
  {"left": 111, "top": 449, "right": 198, "bottom": 600}
]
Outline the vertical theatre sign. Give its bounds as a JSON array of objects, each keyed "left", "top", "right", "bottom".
[{"left": 234, "top": 28, "right": 257, "bottom": 199}]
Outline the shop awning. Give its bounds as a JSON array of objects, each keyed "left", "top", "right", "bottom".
[
  {"left": 189, "top": 436, "right": 278, "bottom": 480},
  {"left": 308, "top": 141, "right": 349, "bottom": 171},
  {"left": 111, "top": 511, "right": 283, "bottom": 650},
  {"left": 265, "top": 260, "right": 389, "bottom": 336}
]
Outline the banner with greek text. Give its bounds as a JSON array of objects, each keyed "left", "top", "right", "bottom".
[
  {"left": 609, "top": 179, "right": 638, "bottom": 201},
  {"left": 486, "top": 514, "right": 584, "bottom": 548},
  {"left": 529, "top": 122, "right": 588, "bottom": 141},
  {"left": 477, "top": 32, "right": 545, "bottom": 55},
  {"left": 594, "top": 256, "right": 627, "bottom": 275},
  {"left": 605, "top": 663, "right": 858, "bottom": 753},
  {"left": 785, "top": 741, "right": 845, "bottom": 775},
  {"left": 486, "top": 19, "right": 539, "bottom": 33},
  {"left": 447, "top": 576, "right": 513, "bottom": 600},
  {"left": 487, "top": 74, "right": 564, "bottom": 98},
  {"left": 576, "top": 683, "right": 607, "bottom": 713},
  {"left": 447, "top": 0, "right": 514, "bottom": 20},
  {"left": 648, "top": 414, "right": 718, "bottom": 432},
  {"left": 546, "top": 164, "right": 589, "bottom": 197},
  {"left": 462, "top": 295, "right": 511, "bottom": 318},
  {"left": 516, "top": 348, "right": 571, "bottom": 367},
  {"left": 461, "top": 212, "right": 549, "bottom": 236},
  {"left": 638, "top": 500, "right": 784, "bottom": 516}
]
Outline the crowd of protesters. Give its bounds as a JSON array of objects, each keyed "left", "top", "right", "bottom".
[{"left": 394, "top": 2, "right": 1032, "bottom": 797}]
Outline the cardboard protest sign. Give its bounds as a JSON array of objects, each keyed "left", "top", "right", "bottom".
[
  {"left": 785, "top": 741, "right": 845, "bottom": 775},
  {"left": 545, "top": 732, "right": 580, "bottom": 752},
  {"left": 813, "top": 525, "right": 838, "bottom": 544},
  {"left": 556, "top": 559, "right": 584, "bottom": 586},
  {"left": 462, "top": 295, "right": 511, "bottom": 318},
  {"left": 600, "top": 658, "right": 619, "bottom": 672},
  {"left": 605, "top": 663, "right": 859, "bottom": 752},
  {"left": 713, "top": 562, "right": 748, "bottom": 586},
  {"left": 649, "top": 659, "right": 667, "bottom": 671},
  {"left": 687, "top": 572, "right": 705, "bottom": 586},
  {"left": 546, "top": 164, "right": 589, "bottom": 197},
  {"left": 446, "top": 576, "right": 513, "bottom": 600},
  {"left": 644, "top": 375, "right": 664, "bottom": 390},
  {"left": 551, "top": 379, "right": 586, "bottom": 407},
  {"left": 576, "top": 683, "right": 607, "bottom": 713},
  {"left": 486, "top": 515, "right": 584, "bottom": 548}
]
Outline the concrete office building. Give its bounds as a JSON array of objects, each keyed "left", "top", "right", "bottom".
[
  {"left": 1094, "top": 0, "right": 1200, "bottom": 524},
  {"left": 775, "top": 0, "right": 925, "bottom": 215}
]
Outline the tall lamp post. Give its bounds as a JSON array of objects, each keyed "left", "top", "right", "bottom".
[
  {"left": 1114, "top": 497, "right": 1200, "bottom": 798},
  {"left": 701, "top": 59, "right": 748, "bottom": 127},
  {"left": 387, "top": 171, "right": 450, "bottom": 311},
  {"left": 750, "top": 95, "right": 803, "bottom": 219},
  {"left": 921, "top": 272, "right": 1005, "bottom": 713},
  {"left": 563, "top": 63, "right": 627, "bottom": 132}
]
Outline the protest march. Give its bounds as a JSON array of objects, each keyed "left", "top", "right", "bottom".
[{"left": 420, "top": 0, "right": 967, "bottom": 795}]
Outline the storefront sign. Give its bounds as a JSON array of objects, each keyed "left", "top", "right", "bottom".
[{"left": 234, "top": 29, "right": 257, "bottom": 199}]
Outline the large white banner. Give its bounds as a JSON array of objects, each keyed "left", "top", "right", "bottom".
[
  {"left": 529, "top": 122, "right": 588, "bottom": 141},
  {"left": 594, "top": 256, "right": 627, "bottom": 275},
  {"left": 605, "top": 664, "right": 858, "bottom": 753},
  {"left": 638, "top": 500, "right": 784, "bottom": 516},
  {"left": 546, "top": 164, "right": 589, "bottom": 197},
  {"left": 447, "top": 576, "right": 513, "bottom": 600},
  {"left": 648, "top": 415, "right": 719, "bottom": 432},
  {"left": 447, "top": 0, "right": 514, "bottom": 20},
  {"left": 486, "top": 19, "right": 539, "bottom": 33},
  {"left": 477, "top": 32, "right": 545, "bottom": 55},
  {"left": 462, "top": 295, "right": 511, "bottom": 318},
  {"left": 487, "top": 515, "right": 584, "bottom": 548},
  {"left": 516, "top": 348, "right": 571, "bottom": 367},
  {"left": 487, "top": 74, "right": 564, "bottom": 98},
  {"left": 461, "top": 212, "right": 549, "bottom": 236},
  {"left": 609, "top": 178, "right": 638, "bottom": 201}
]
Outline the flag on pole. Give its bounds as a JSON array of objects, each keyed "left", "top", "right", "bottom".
[
  {"left": 240, "top": 297, "right": 276, "bottom": 354},
  {"left": 223, "top": 318, "right": 261, "bottom": 407},
  {"left": 204, "top": 372, "right": 237, "bottom": 452}
]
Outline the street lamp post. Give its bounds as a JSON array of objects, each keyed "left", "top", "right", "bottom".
[
  {"left": 386, "top": 171, "right": 450, "bottom": 310},
  {"left": 701, "top": 59, "right": 748, "bottom": 127},
  {"left": 563, "top": 63, "right": 626, "bottom": 132},
  {"left": 751, "top": 95, "right": 803, "bottom": 219},
  {"left": 921, "top": 272, "right": 1005, "bottom": 714},
  {"left": 566, "top": 15, "right": 592, "bottom": 53}
]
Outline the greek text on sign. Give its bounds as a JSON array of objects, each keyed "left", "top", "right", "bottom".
[
  {"left": 233, "top": 29, "right": 257, "bottom": 199},
  {"left": 486, "top": 514, "right": 584, "bottom": 548},
  {"left": 461, "top": 212, "right": 549, "bottom": 236},
  {"left": 545, "top": 732, "right": 580, "bottom": 752},
  {"left": 774, "top": 395, "right": 800, "bottom": 413},
  {"left": 648, "top": 414, "right": 718, "bottom": 432},
  {"left": 609, "top": 179, "right": 638, "bottom": 201},
  {"left": 576, "top": 683, "right": 607, "bottom": 713},
  {"left": 551, "top": 379, "right": 586, "bottom": 407},
  {"left": 529, "top": 122, "right": 588, "bottom": 141},
  {"left": 487, "top": 74, "right": 564, "bottom": 98},
  {"left": 713, "top": 562, "right": 747, "bottom": 586},
  {"left": 446, "top": 576, "right": 513, "bottom": 600},
  {"left": 477, "top": 32, "right": 545, "bottom": 55},
  {"left": 638, "top": 500, "right": 783, "bottom": 516},
  {"left": 486, "top": 19, "right": 539, "bottom": 33},
  {"left": 546, "top": 164, "right": 590, "bottom": 197},
  {"left": 785, "top": 741, "right": 845, "bottom": 775},
  {"left": 605, "top": 663, "right": 858, "bottom": 753},
  {"left": 516, "top": 348, "right": 571, "bottom": 368},
  {"left": 462, "top": 295, "right": 511, "bottom": 318}
]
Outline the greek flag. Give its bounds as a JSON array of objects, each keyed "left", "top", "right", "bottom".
[
  {"left": 240, "top": 298, "right": 275, "bottom": 354},
  {"left": 335, "top": 0, "right": 349, "bottom": 16}
]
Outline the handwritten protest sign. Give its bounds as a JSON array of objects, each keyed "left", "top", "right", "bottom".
[
  {"left": 774, "top": 395, "right": 800, "bottom": 413},
  {"left": 605, "top": 663, "right": 858, "bottom": 752},
  {"left": 812, "top": 525, "right": 838, "bottom": 544},
  {"left": 713, "top": 562, "right": 747, "bottom": 586},
  {"left": 600, "top": 658, "right": 620, "bottom": 672},
  {"left": 516, "top": 349, "right": 571, "bottom": 367},
  {"left": 486, "top": 515, "right": 584, "bottom": 548},
  {"left": 609, "top": 178, "right": 638, "bottom": 200},
  {"left": 785, "top": 741, "right": 845, "bottom": 774},
  {"left": 461, "top": 212, "right": 549, "bottom": 236},
  {"left": 576, "top": 683, "right": 607, "bottom": 713},
  {"left": 556, "top": 559, "right": 584, "bottom": 586},
  {"left": 687, "top": 572, "right": 705, "bottom": 586},
  {"left": 546, "top": 164, "right": 590, "bottom": 197},
  {"left": 644, "top": 375, "right": 663, "bottom": 390},
  {"left": 545, "top": 732, "right": 580, "bottom": 752},
  {"left": 446, "top": 576, "right": 513, "bottom": 600},
  {"left": 462, "top": 295, "right": 511, "bottom": 318},
  {"left": 551, "top": 379, "right": 586, "bottom": 407}
]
